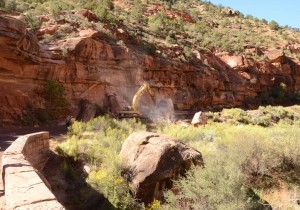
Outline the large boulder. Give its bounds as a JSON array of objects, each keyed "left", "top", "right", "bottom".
[
  {"left": 266, "top": 49, "right": 285, "bottom": 63},
  {"left": 120, "top": 131, "right": 203, "bottom": 204},
  {"left": 76, "top": 99, "right": 100, "bottom": 122}
]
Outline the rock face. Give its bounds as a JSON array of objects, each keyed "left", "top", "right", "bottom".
[
  {"left": 1, "top": 13, "right": 300, "bottom": 126},
  {"left": 120, "top": 131, "right": 203, "bottom": 204}
]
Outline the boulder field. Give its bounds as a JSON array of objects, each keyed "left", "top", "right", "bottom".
[{"left": 1, "top": 12, "right": 300, "bottom": 126}]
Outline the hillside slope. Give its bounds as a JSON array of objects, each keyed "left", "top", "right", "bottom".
[{"left": 1, "top": 0, "right": 300, "bottom": 126}]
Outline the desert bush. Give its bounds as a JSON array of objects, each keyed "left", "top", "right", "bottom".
[
  {"left": 95, "top": 0, "right": 113, "bottom": 21},
  {"left": 131, "top": 0, "right": 144, "bottom": 23},
  {"left": 24, "top": 13, "right": 41, "bottom": 30},
  {"left": 148, "top": 11, "right": 168, "bottom": 34},
  {"left": 58, "top": 116, "right": 146, "bottom": 209},
  {"left": 165, "top": 33, "right": 176, "bottom": 44},
  {"left": 0, "top": 0, "right": 4, "bottom": 8},
  {"left": 42, "top": 33, "right": 55, "bottom": 43},
  {"left": 183, "top": 46, "right": 192, "bottom": 58},
  {"left": 159, "top": 121, "right": 300, "bottom": 209},
  {"left": 43, "top": 80, "right": 70, "bottom": 118},
  {"left": 4, "top": 0, "right": 16, "bottom": 11},
  {"left": 163, "top": 155, "right": 248, "bottom": 210},
  {"left": 268, "top": 20, "right": 280, "bottom": 30},
  {"left": 210, "top": 106, "right": 298, "bottom": 127}
]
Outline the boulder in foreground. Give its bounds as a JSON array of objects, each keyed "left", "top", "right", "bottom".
[{"left": 120, "top": 131, "right": 203, "bottom": 204}]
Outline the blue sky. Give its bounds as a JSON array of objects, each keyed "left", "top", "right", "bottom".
[{"left": 206, "top": 0, "right": 300, "bottom": 29}]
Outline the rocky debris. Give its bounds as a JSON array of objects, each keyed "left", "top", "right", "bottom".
[
  {"left": 79, "top": 29, "right": 101, "bottom": 38},
  {"left": 37, "top": 25, "right": 59, "bottom": 36},
  {"left": 76, "top": 99, "right": 100, "bottom": 122},
  {"left": 266, "top": 49, "right": 285, "bottom": 63},
  {"left": 219, "top": 53, "right": 255, "bottom": 71},
  {"left": 120, "top": 131, "right": 203, "bottom": 204},
  {"left": 147, "top": 4, "right": 195, "bottom": 23},
  {"left": 221, "top": 8, "right": 239, "bottom": 16},
  {"left": 287, "top": 43, "right": 300, "bottom": 54},
  {"left": 76, "top": 9, "right": 98, "bottom": 22}
]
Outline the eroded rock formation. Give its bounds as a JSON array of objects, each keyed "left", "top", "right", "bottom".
[{"left": 1, "top": 12, "right": 300, "bottom": 126}]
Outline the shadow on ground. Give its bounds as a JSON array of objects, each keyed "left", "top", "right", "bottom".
[{"left": 42, "top": 152, "right": 116, "bottom": 210}]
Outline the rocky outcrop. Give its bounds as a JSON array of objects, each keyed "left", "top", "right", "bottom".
[
  {"left": 266, "top": 49, "right": 285, "bottom": 63},
  {"left": 0, "top": 13, "right": 300, "bottom": 126},
  {"left": 120, "top": 131, "right": 203, "bottom": 204}
]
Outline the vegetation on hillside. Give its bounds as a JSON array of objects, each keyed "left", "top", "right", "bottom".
[
  {"left": 1, "top": 0, "right": 300, "bottom": 61},
  {"left": 57, "top": 106, "right": 300, "bottom": 209}
]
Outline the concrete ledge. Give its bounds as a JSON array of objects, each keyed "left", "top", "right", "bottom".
[{"left": 1, "top": 132, "right": 64, "bottom": 210}]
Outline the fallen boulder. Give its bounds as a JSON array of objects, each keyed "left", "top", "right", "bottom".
[{"left": 120, "top": 131, "right": 203, "bottom": 204}]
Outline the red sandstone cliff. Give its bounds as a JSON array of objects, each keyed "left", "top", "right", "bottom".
[{"left": 1, "top": 12, "right": 300, "bottom": 127}]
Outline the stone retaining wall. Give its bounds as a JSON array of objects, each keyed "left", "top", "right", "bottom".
[{"left": 1, "top": 132, "right": 64, "bottom": 210}]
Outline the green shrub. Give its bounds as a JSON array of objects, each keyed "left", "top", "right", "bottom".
[
  {"left": 163, "top": 155, "right": 248, "bottom": 210},
  {"left": 148, "top": 11, "right": 168, "bottom": 34},
  {"left": 95, "top": 0, "right": 113, "bottom": 21},
  {"left": 131, "top": 0, "right": 144, "bottom": 23},
  {"left": 183, "top": 46, "right": 192, "bottom": 58},
  {"left": 43, "top": 80, "right": 70, "bottom": 118},
  {"left": 268, "top": 20, "right": 280, "bottom": 30},
  {"left": 5, "top": 0, "right": 16, "bottom": 11},
  {"left": 166, "top": 34, "right": 176, "bottom": 44},
  {"left": 24, "top": 13, "right": 41, "bottom": 30},
  {"left": 58, "top": 116, "right": 146, "bottom": 209},
  {"left": 0, "top": 0, "right": 5, "bottom": 8},
  {"left": 159, "top": 121, "right": 300, "bottom": 209}
]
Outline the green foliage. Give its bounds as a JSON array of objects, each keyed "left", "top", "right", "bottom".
[
  {"left": 147, "top": 199, "right": 162, "bottom": 210},
  {"left": 183, "top": 46, "right": 192, "bottom": 58},
  {"left": 24, "top": 13, "right": 41, "bottom": 30},
  {"left": 271, "top": 82, "right": 287, "bottom": 103},
  {"left": 268, "top": 20, "right": 280, "bottom": 30},
  {"left": 58, "top": 116, "right": 146, "bottom": 209},
  {"left": 165, "top": 33, "right": 176, "bottom": 44},
  {"left": 43, "top": 80, "right": 70, "bottom": 118},
  {"left": 48, "top": 0, "right": 74, "bottom": 19},
  {"left": 148, "top": 11, "right": 168, "bottom": 34},
  {"left": 61, "top": 47, "right": 69, "bottom": 57},
  {"left": 158, "top": 120, "right": 300, "bottom": 209},
  {"left": 95, "top": 0, "right": 113, "bottom": 21},
  {"left": 206, "top": 105, "right": 298, "bottom": 127},
  {"left": 57, "top": 105, "right": 300, "bottom": 209},
  {"left": 164, "top": 157, "right": 247, "bottom": 210},
  {"left": 77, "top": 0, "right": 96, "bottom": 10},
  {"left": 0, "top": 0, "right": 5, "bottom": 8},
  {"left": 4, "top": 0, "right": 16, "bottom": 11},
  {"left": 131, "top": 0, "right": 144, "bottom": 23}
]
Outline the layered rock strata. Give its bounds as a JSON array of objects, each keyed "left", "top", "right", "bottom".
[{"left": 1, "top": 13, "right": 300, "bottom": 126}]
